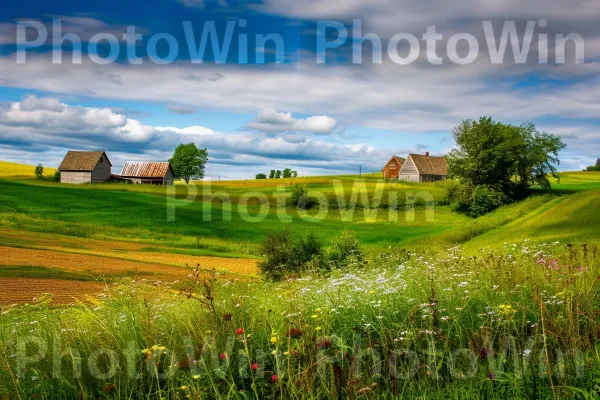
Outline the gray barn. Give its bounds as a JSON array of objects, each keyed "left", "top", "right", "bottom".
[
  {"left": 58, "top": 151, "right": 112, "bottom": 184},
  {"left": 398, "top": 153, "right": 448, "bottom": 182}
]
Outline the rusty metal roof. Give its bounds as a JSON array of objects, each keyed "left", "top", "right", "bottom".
[
  {"left": 120, "top": 162, "right": 172, "bottom": 178},
  {"left": 59, "top": 151, "right": 111, "bottom": 171}
]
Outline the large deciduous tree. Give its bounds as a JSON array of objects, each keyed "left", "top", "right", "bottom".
[
  {"left": 447, "top": 117, "right": 565, "bottom": 216},
  {"left": 169, "top": 143, "right": 208, "bottom": 184}
]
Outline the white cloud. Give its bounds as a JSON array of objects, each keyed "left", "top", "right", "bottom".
[
  {"left": 0, "top": 95, "right": 415, "bottom": 178},
  {"left": 245, "top": 108, "right": 337, "bottom": 134}
]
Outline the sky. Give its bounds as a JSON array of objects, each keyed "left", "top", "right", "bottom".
[{"left": 0, "top": 0, "right": 598, "bottom": 179}]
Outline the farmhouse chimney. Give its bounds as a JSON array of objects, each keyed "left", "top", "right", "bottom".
[{"left": 425, "top": 152, "right": 429, "bottom": 157}]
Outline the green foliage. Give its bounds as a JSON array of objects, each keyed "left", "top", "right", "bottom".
[
  {"left": 34, "top": 164, "right": 60, "bottom": 182},
  {"left": 169, "top": 142, "right": 208, "bottom": 184},
  {"left": 447, "top": 117, "right": 565, "bottom": 215},
  {"left": 49, "top": 169, "right": 60, "bottom": 182},
  {"left": 282, "top": 168, "right": 292, "bottom": 178},
  {"left": 259, "top": 230, "right": 363, "bottom": 280},
  {"left": 255, "top": 173, "right": 267, "bottom": 179},
  {"left": 584, "top": 158, "right": 600, "bottom": 171},
  {"left": 34, "top": 164, "right": 44, "bottom": 179},
  {"left": 287, "top": 185, "right": 319, "bottom": 209},
  {"left": 447, "top": 181, "right": 507, "bottom": 217},
  {"left": 275, "top": 170, "right": 281, "bottom": 178},
  {"left": 327, "top": 230, "right": 364, "bottom": 269},
  {"left": 448, "top": 117, "right": 565, "bottom": 191},
  {"left": 269, "top": 170, "right": 275, "bottom": 178}
]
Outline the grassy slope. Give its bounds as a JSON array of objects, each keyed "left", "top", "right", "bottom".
[
  {"left": 0, "top": 162, "right": 599, "bottom": 258},
  {"left": 0, "top": 179, "right": 467, "bottom": 256}
]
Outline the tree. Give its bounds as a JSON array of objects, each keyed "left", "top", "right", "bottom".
[
  {"left": 447, "top": 117, "right": 565, "bottom": 215},
  {"left": 275, "top": 170, "right": 282, "bottom": 178},
  {"left": 169, "top": 143, "right": 208, "bottom": 184},
  {"left": 448, "top": 117, "right": 565, "bottom": 192},
  {"left": 34, "top": 164, "right": 44, "bottom": 180},
  {"left": 255, "top": 173, "right": 267, "bottom": 179},
  {"left": 584, "top": 158, "right": 600, "bottom": 171},
  {"left": 292, "top": 170, "right": 298, "bottom": 178},
  {"left": 282, "top": 168, "right": 292, "bottom": 178}
]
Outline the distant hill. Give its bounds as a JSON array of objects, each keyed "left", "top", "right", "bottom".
[{"left": 0, "top": 160, "right": 56, "bottom": 180}]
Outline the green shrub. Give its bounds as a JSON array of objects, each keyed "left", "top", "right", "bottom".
[
  {"left": 258, "top": 229, "right": 295, "bottom": 281},
  {"left": 287, "top": 185, "right": 319, "bottom": 209},
  {"left": 469, "top": 184, "right": 506, "bottom": 217},
  {"left": 255, "top": 173, "right": 267, "bottom": 179},
  {"left": 447, "top": 181, "right": 507, "bottom": 217},
  {"left": 258, "top": 230, "right": 362, "bottom": 280},
  {"left": 327, "top": 230, "right": 364, "bottom": 269},
  {"left": 48, "top": 170, "right": 61, "bottom": 182}
]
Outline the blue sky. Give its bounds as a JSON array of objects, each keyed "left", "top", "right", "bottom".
[{"left": 0, "top": 0, "right": 598, "bottom": 178}]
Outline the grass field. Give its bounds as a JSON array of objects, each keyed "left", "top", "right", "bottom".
[{"left": 0, "top": 162, "right": 599, "bottom": 398}]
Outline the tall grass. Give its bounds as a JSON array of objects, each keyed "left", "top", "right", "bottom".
[{"left": 1, "top": 242, "right": 598, "bottom": 399}]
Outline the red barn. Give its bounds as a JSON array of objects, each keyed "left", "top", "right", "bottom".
[{"left": 382, "top": 155, "right": 405, "bottom": 179}]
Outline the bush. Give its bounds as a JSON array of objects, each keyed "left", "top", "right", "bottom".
[
  {"left": 327, "top": 231, "right": 364, "bottom": 269},
  {"left": 49, "top": 170, "right": 61, "bottom": 182},
  {"left": 258, "top": 230, "right": 363, "bottom": 280},
  {"left": 258, "top": 229, "right": 295, "bottom": 281},
  {"left": 255, "top": 173, "right": 267, "bottom": 179},
  {"left": 469, "top": 184, "right": 506, "bottom": 217},
  {"left": 287, "top": 185, "right": 319, "bottom": 209},
  {"left": 447, "top": 181, "right": 507, "bottom": 217}
]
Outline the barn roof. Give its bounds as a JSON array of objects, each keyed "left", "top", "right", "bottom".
[
  {"left": 386, "top": 155, "right": 406, "bottom": 166},
  {"left": 58, "top": 151, "right": 111, "bottom": 171},
  {"left": 120, "top": 162, "right": 173, "bottom": 178},
  {"left": 408, "top": 153, "right": 448, "bottom": 175}
]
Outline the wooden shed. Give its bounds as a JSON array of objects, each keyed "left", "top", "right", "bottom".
[
  {"left": 58, "top": 151, "right": 112, "bottom": 184},
  {"left": 119, "top": 162, "right": 175, "bottom": 185},
  {"left": 382, "top": 155, "right": 405, "bottom": 179},
  {"left": 398, "top": 152, "right": 448, "bottom": 182}
]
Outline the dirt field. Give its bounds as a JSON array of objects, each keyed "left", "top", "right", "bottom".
[
  {"left": 0, "top": 278, "right": 107, "bottom": 306},
  {"left": 0, "top": 227, "right": 260, "bottom": 305},
  {"left": 0, "top": 228, "right": 259, "bottom": 276}
]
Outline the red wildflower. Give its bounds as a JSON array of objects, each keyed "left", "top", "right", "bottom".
[
  {"left": 271, "top": 374, "right": 279, "bottom": 382},
  {"left": 251, "top": 363, "right": 259, "bottom": 371},
  {"left": 103, "top": 384, "right": 117, "bottom": 394},
  {"left": 287, "top": 327, "right": 303, "bottom": 338},
  {"left": 316, "top": 337, "right": 333, "bottom": 350},
  {"left": 220, "top": 353, "right": 227, "bottom": 360},
  {"left": 236, "top": 327, "right": 244, "bottom": 335}
]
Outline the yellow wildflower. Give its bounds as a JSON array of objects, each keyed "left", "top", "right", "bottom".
[
  {"left": 193, "top": 375, "right": 200, "bottom": 380},
  {"left": 270, "top": 336, "right": 278, "bottom": 344},
  {"left": 315, "top": 308, "right": 322, "bottom": 313},
  {"left": 315, "top": 326, "right": 322, "bottom": 331},
  {"left": 311, "top": 314, "right": 318, "bottom": 319}
]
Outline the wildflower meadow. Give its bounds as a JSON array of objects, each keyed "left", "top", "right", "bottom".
[{"left": 1, "top": 241, "right": 599, "bottom": 399}]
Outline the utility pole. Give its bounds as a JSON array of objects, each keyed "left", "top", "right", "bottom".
[{"left": 359, "top": 166, "right": 362, "bottom": 176}]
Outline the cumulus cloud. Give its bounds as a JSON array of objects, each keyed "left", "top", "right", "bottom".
[
  {"left": 245, "top": 108, "right": 337, "bottom": 134},
  {"left": 0, "top": 95, "right": 413, "bottom": 178}
]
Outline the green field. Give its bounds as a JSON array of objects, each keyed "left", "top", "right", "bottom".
[{"left": 1, "top": 163, "right": 600, "bottom": 399}]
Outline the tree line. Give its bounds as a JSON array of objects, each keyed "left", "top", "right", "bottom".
[{"left": 256, "top": 168, "right": 298, "bottom": 180}]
